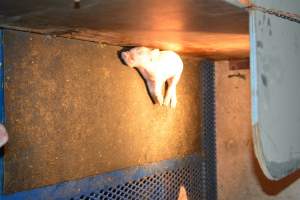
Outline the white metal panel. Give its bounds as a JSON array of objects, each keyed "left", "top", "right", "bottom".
[{"left": 250, "top": 9, "right": 300, "bottom": 180}]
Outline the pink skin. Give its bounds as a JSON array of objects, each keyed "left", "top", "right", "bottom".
[
  {"left": 121, "top": 47, "right": 183, "bottom": 108},
  {"left": 0, "top": 124, "right": 8, "bottom": 148}
]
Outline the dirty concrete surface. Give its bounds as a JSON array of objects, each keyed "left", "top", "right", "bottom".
[
  {"left": 3, "top": 30, "right": 203, "bottom": 193},
  {"left": 216, "top": 61, "right": 300, "bottom": 200}
]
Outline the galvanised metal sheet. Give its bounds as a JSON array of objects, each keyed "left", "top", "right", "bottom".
[
  {"left": 251, "top": 0, "right": 300, "bottom": 16},
  {"left": 250, "top": 7, "right": 300, "bottom": 180}
]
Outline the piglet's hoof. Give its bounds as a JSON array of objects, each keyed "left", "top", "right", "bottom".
[{"left": 0, "top": 124, "right": 8, "bottom": 148}]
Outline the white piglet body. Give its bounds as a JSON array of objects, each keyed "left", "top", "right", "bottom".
[{"left": 121, "top": 47, "right": 183, "bottom": 108}]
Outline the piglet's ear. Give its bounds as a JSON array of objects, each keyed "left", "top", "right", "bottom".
[{"left": 150, "top": 49, "right": 160, "bottom": 61}]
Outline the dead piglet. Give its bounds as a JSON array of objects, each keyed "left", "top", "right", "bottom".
[{"left": 121, "top": 47, "right": 183, "bottom": 108}]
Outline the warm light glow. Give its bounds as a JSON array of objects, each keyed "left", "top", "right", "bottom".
[
  {"left": 177, "top": 186, "right": 188, "bottom": 200},
  {"left": 161, "top": 42, "right": 183, "bottom": 52},
  {"left": 140, "top": 1, "right": 186, "bottom": 31}
]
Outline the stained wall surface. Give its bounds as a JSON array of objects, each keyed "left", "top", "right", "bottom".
[
  {"left": 3, "top": 30, "right": 203, "bottom": 193},
  {"left": 216, "top": 61, "right": 300, "bottom": 200}
]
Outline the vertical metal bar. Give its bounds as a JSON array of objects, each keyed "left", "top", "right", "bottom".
[
  {"left": 0, "top": 31, "right": 4, "bottom": 123},
  {"left": 201, "top": 60, "right": 217, "bottom": 200},
  {"left": 0, "top": 29, "right": 4, "bottom": 195},
  {"left": 249, "top": 11, "right": 258, "bottom": 127}
]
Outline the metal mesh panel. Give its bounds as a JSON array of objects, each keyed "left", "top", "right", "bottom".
[
  {"left": 201, "top": 60, "right": 217, "bottom": 200},
  {"left": 71, "top": 163, "right": 203, "bottom": 200}
]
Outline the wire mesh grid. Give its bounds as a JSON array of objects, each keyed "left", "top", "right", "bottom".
[{"left": 71, "top": 163, "right": 203, "bottom": 200}]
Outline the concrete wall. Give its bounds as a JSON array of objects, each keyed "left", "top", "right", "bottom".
[
  {"left": 216, "top": 61, "right": 300, "bottom": 200},
  {"left": 3, "top": 30, "right": 203, "bottom": 193}
]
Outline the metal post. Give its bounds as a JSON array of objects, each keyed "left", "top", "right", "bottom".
[{"left": 0, "top": 29, "right": 4, "bottom": 195}]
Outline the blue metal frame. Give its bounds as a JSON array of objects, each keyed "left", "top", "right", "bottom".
[
  {"left": 0, "top": 29, "right": 5, "bottom": 199},
  {"left": 0, "top": 30, "right": 4, "bottom": 123},
  {"left": 0, "top": 152, "right": 201, "bottom": 200}
]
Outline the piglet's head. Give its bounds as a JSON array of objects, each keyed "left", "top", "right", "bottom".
[{"left": 121, "top": 47, "right": 160, "bottom": 68}]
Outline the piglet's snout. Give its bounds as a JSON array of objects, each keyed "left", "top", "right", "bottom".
[{"left": 121, "top": 52, "right": 128, "bottom": 62}]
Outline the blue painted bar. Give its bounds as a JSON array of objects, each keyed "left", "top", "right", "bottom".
[
  {"left": 0, "top": 153, "right": 201, "bottom": 200},
  {"left": 0, "top": 30, "right": 4, "bottom": 123},
  {"left": 0, "top": 29, "right": 5, "bottom": 198}
]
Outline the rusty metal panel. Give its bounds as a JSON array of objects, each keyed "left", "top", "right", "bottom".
[
  {"left": 3, "top": 30, "right": 203, "bottom": 193},
  {"left": 250, "top": 6, "right": 300, "bottom": 180}
]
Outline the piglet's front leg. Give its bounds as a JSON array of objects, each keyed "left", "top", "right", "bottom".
[
  {"left": 164, "top": 76, "right": 179, "bottom": 108},
  {"left": 146, "top": 80, "right": 164, "bottom": 105}
]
